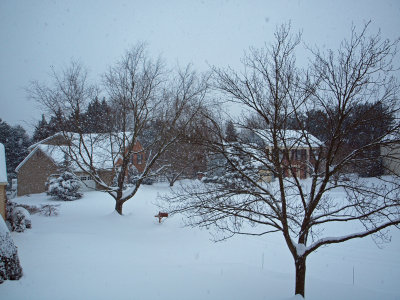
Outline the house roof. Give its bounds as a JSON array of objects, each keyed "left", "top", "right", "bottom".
[
  {"left": 16, "top": 132, "right": 143, "bottom": 173},
  {"left": 0, "top": 143, "right": 7, "bottom": 184},
  {"left": 253, "top": 129, "right": 322, "bottom": 148},
  {"left": 27, "top": 132, "right": 65, "bottom": 151}
]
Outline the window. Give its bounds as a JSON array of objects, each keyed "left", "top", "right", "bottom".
[
  {"left": 310, "top": 149, "right": 318, "bottom": 160},
  {"left": 283, "top": 149, "right": 289, "bottom": 160},
  {"left": 300, "top": 149, "right": 307, "bottom": 161},
  {"left": 291, "top": 149, "right": 297, "bottom": 160},
  {"left": 137, "top": 153, "right": 143, "bottom": 164}
]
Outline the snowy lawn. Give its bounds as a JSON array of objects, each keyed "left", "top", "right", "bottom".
[{"left": 1, "top": 182, "right": 399, "bottom": 300}]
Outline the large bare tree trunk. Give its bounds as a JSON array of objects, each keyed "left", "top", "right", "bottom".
[
  {"left": 115, "top": 201, "right": 124, "bottom": 215},
  {"left": 295, "top": 256, "right": 306, "bottom": 297}
]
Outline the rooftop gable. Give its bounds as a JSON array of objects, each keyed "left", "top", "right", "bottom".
[{"left": 253, "top": 129, "right": 322, "bottom": 148}]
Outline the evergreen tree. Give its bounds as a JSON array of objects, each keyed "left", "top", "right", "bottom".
[
  {"left": 32, "top": 111, "right": 64, "bottom": 143},
  {"left": 32, "top": 115, "right": 51, "bottom": 143},
  {"left": 0, "top": 119, "right": 30, "bottom": 176},
  {"left": 78, "top": 97, "right": 114, "bottom": 133},
  {"left": 84, "top": 97, "right": 100, "bottom": 133},
  {"left": 48, "top": 109, "right": 64, "bottom": 132},
  {"left": 288, "top": 102, "right": 393, "bottom": 177},
  {"left": 344, "top": 101, "right": 393, "bottom": 176},
  {"left": 84, "top": 97, "right": 109, "bottom": 133},
  {"left": 47, "top": 172, "right": 82, "bottom": 201},
  {"left": 0, "top": 119, "right": 11, "bottom": 146},
  {"left": 225, "top": 120, "right": 238, "bottom": 142}
]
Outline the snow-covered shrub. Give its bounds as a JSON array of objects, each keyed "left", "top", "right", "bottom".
[
  {"left": 17, "top": 204, "right": 40, "bottom": 215},
  {"left": 47, "top": 172, "right": 82, "bottom": 201},
  {"left": 39, "top": 204, "right": 60, "bottom": 216},
  {"left": 6, "top": 201, "right": 58, "bottom": 224},
  {"left": 141, "top": 177, "right": 154, "bottom": 185},
  {"left": 11, "top": 207, "right": 31, "bottom": 232},
  {"left": 6, "top": 201, "right": 16, "bottom": 231},
  {"left": 201, "top": 175, "right": 219, "bottom": 183},
  {"left": 6, "top": 201, "right": 16, "bottom": 224},
  {"left": 127, "top": 166, "right": 140, "bottom": 185},
  {"left": 0, "top": 217, "right": 23, "bottom": 283},
  {"left": 8, "top": 201, "right": 40, "bottom": 216}
]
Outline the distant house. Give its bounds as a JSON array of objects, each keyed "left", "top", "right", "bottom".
[
  {"left": 253, "top": 129, "right": 322, "bottom": 182},
  {"left": 0, "top": 143, "right": 7, "bottom": 220},
  {"left": 16, "top": 133, "right": 146, "bottom": 196},
  {"left": 381, "top": 136, "right": 400, "bottom": 176}
]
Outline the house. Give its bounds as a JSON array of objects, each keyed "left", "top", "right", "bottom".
[
  {"left": 0, "top": 143, "right": 7, "bottom": 220},
  {"left": 381, "top": 135, "right": 400, "bottom": 176},
  {"left": 16, "top": 133, "right": 146, "bottom": 196},
  {"left": 253, "top": 129, "right": 322, "bottom": 182}
]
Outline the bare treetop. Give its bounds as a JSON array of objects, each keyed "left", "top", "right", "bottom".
[{"left": 163, "top": 23, "right": 400, "bottom": 298}]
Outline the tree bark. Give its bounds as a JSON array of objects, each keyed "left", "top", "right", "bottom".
[
  {"left": 295, "top": 256, "right": 306, "bottom": 297},
  {"left": 115, "top": 200, "right": 123, "bottom": 215}
]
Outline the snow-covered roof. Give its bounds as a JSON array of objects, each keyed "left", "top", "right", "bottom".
[
  {"left": 16, "top": 132, "right": 142, "bottom": 173},
  {"left": 0, "top": 143, "right": 7, "bottom": 184},
  {"left": 27, "top": 132, "right": 64, "bottom": 151},
  {"left": 253, "top": 129, "right": 322, "bottom": 148},
  {"left": 38, "top": 142, "right": 115, "bottom": 171}
]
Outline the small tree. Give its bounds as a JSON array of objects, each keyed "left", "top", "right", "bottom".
[
  {"left": 47, "top": 172, "right": 83, "bottom": 201},
  {"left": 225, "top": 120, "right": 238, "bottom": 142}
]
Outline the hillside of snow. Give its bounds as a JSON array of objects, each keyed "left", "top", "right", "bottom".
[{"left": 1, "top": 182, "right": 399, "bottom": 299}]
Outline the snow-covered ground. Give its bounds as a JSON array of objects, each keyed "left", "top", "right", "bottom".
[{"left": 1, "top": 182, "right": 399, "bottom": 300}]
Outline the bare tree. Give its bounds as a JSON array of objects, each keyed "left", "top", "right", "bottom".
[
  {"left": 156, "top": 107, "right": 212, "bottom": 187},
  {"left": 157, "top": 140, "right": 206, "bottom": 186},
  {"left": 29, "top": 44, "right": 209, "bottom": 215},
  {"left": 163, "top": 23, "right": 400, "bottom": 297}
]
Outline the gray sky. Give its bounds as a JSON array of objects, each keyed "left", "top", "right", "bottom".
[{"left": 1, "top": 0, "right": 399, "bottom": 134}]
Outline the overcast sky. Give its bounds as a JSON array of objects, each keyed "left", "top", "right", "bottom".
[{"left": 1, "top": 0, "right": 399, "bottom": 134}]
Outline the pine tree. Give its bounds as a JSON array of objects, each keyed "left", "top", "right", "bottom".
[
  {"left": 225, "top": 120, "right": 238, "bottom": 142},
  {"left": 47, "top": 172, "right": 82, "bottom": 201},
  {"left": 81, "top": 97, "right": 114, "bottom": 133},
  {"left": 0, "top": 119, "right": 30, "bottom": 176},
  {"left": 0, "top": 119, "right": 11, "bottom": 147},
  {"left": 32, "top": 115, "right": 51, "bottom": 143}
]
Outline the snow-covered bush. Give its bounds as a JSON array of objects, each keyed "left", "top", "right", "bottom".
[
  {"left": 0, "top": 217, "right": 23, "bottom": 283},
  {"left": 141, "top": 177, "right": 155, "bottom": 185},
  {"left": 47, "top": 172, "right": 82, "bottom": 201},
  {"left": 7, "top": 201, "right": 59, "bottom": 219},
  {"left": 11, "top": 207, "right": 31, "bottom": 232},
  {"left": 39, "top": 204, "right": 60, "bottom": 216},
  {"left": 5, "top": 201, "right": 16, "bottom": 230},
  {"left": 127, "top": 166, "right": 139, "bottom": 184}
]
